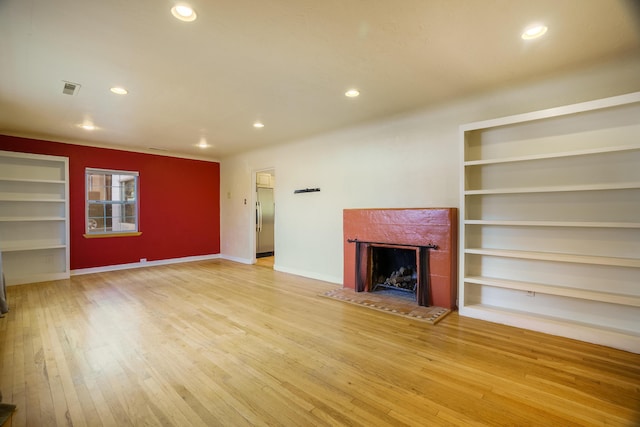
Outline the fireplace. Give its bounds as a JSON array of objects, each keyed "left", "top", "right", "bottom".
[
  {"left": 372, "top": 246, "right": 417, "bottom": 293},
  {"left": 343, "top": 208, "right": 458, "bottom": 309},
  {"left": 349, "top": 240, "right": 436, "bottom": 306}
]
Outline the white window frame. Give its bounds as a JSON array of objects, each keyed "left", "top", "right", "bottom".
[{"left": 85, "top": 168, "right": 139, "bottom": 236}]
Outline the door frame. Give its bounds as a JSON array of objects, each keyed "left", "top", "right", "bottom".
[{"left": 251, "top": 167, "right": 275, "bottom": 265}]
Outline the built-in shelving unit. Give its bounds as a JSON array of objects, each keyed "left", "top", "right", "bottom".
[
  {"left": 0, "top": 150, "right": 70, "bottom": 285},
  {"left": 459, "top": 92, "right": 640, "bottom": 354}
]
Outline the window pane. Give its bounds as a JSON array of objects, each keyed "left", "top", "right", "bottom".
[
  {"left": 123, "top": 203, "right": 136, "bottom": 224},
  {"left": 88, "top": 202, "right": 107, "bottom": 232},
  {"left": 122, "top": 179, "right": 136, "bottom": 201},
  {"left": 88, "top": 173, "right": 108, "bottom": 201}
]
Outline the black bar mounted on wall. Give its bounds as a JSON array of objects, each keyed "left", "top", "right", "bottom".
[
  {"left": 293, "top": 188, "right": 320, "bottom": 194},
  {"left": 347, "top": 239, "right": 438, "bottom": 249}
]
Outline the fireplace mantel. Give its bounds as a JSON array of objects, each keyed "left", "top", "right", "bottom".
[{"left": 343, "top": 208, "right": 458, "bottom": 309}]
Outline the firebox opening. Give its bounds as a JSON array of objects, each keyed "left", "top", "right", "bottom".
[{"left": 371, "top": 247, "right": 417, "bottom": 300}]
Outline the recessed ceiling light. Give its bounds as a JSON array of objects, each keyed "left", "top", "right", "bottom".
[
  {"left": 345, "top": 89, "right": 360, "bottom": 98},
  {"left": 253, "top": 122, "right": 265, "bottom": 128},
  {"left": 110, "top": 87, "right": 128, "bottom": 95},
  {"left": 171, "top": 4, "right": 197, "bottom": 22},
  {"left": 79, "top": 123, "right": 96, "bottom": 131},
  {"left": 197, "top": 137, "right": 209, "bottom": 148},
  {"left": 521, "top": 24, "right": 548, "bottom": 40}
]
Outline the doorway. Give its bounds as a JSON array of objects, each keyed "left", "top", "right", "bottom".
[{"left": 255, "top": 169, "right": 275, "bottom": 264}]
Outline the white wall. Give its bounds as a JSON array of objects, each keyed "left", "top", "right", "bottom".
[{"left": 220, "top": 54, "right": 640, "bottom": 284}]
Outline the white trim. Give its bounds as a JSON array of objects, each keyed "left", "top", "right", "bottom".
[
  {"left": 274, "top": 264, "right": 342, "bottom": 285},
  {"left": 219, "top": 254, "right": 253, "bottom": 264},
  {"left": 86, "top": 167, "right": 139, "bottom": 176},
  {"left": 0, "top": 132, "right": 221, "bottom": 163},
  {"left": 252, "top": 166, "right": 276, "bottom": 265},
  {"left": 0, "top": 149, "right": 68, "bottom": 163},
  {"left": 250, "top": 170, "right": 258, "bottom": 265},
  {"left": 71, "top": 253, "right": 221, "bottom": 276},
  {"left": 5, "top": 272, "right": 70, "bottom": 287}
]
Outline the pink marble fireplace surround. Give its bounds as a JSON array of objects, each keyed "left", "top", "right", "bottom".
[{"left": 343, "top": 208, "right": 458, "bottom": 309}]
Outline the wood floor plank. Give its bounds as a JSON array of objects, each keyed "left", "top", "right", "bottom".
[{"left": 0, "top": 259, "right": 639, "bottom": 426}]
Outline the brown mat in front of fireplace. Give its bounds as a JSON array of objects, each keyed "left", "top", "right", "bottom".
[{"left": 320, "top": 288, "right": 450, "bottom": 325}]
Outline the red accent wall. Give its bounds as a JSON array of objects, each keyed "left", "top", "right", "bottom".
[
  {"left": 0, "top": 135, "right": 220, "bottom": 270},
  {"left": 343, "top": 208, "right": 458, "bottom": 309}
]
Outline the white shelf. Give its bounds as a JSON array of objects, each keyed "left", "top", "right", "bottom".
[
  {"left": 461, "top": 91, "right": 640, "bottom": 132},
  {"left": 4, "top": 272, "right": 70, "bottom": 287},
  {"left": 0, "top": 150, "right": 70, "bottom": 286},
  {"left": 464, "top": 276, "right": 640, "bottom": 307},
  {"left": 460, "top": 92, "right": 640, "bottom": 353},
  {"left": 465, "top": 248, "right": 640, "bottom": 268},
  {"left": 0, "top": 177, "right": 65, "bottom": 184},
  {"left": 0, "top": 197, "right": 65, "bottom": 202},
  {"left": 465, "top": 182, "right": 640, "bottom": 195},
  {"left": 464, "top": 220, "right": 640, "bottom": 229},
  {"left": 0, "top": 216, "right": 66, "bottom": 222},
  {"left": 1, "top": 244, "right": 67, "bottom": 252},
  {"left": 464, "top": 144, "right": 640, "bottom": 166},
  {"left": 460, "top": 304, "right": 640, "bottom": 337}
]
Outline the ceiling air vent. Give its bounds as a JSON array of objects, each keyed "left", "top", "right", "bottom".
[{"left": 62, "top": 81, "right": 81, "bottom": 95}]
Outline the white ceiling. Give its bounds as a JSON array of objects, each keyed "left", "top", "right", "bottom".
[{"left": 1, "top": 0, "right": 638, "bottom": 160}]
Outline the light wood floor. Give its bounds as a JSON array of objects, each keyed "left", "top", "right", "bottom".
[
  {"left": 0, "top": 259, "right": 639, "bottom": 426},
  {"left": 255, "top": 256, "right": 274, "bottom": 269}
]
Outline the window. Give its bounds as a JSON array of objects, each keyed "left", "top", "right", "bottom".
[{"left": 86, "top": 168, "right": 139, "bottom": 235}]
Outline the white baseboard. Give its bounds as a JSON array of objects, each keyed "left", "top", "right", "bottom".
[
  {"left": 71, "top": 254, "right": 221, "bottom": 276},
  {"left": 219, "top": 254, "right": 253, "bottom": 264},
  {"left": 71, "top": 254, "right": 344, "bottom": 288},
  {"left": 5, "top": 272, "right": 70, "bottom": 286},
  {"left": 274, "top": 264, "right": 342, "bottom": 285}
]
